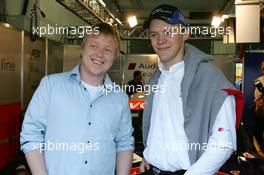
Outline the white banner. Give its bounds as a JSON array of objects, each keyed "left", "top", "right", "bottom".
[{"left": 122, "top": 54, "right": 159, "bottom": 85}]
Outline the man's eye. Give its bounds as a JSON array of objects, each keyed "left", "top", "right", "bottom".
[
  {"left": 89, "top": 44, "right": 96, "bottom": 48},
  {"left": 150, "top": 33, "right": 157, "bottom": 38},
  {"left": 164, "top": 31, "right": 171, "bottom": 36},
  {"left": 105, "top": 48, "right": 114, "bottom": 53}
]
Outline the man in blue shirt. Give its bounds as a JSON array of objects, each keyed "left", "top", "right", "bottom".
[{"left": 20, "top": 22, "right": 134, "bottom": 175}]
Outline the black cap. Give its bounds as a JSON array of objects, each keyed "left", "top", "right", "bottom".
[{"left": 143, "top": 4, "right": 186, "bottom": 29}]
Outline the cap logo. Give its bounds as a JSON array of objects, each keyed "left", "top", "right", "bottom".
[
  {"left": 166, "top": 10, "right": 185, "bottom": 25},
  {"left": 151, "top": 8, "right": 172, "bottom": 15}
]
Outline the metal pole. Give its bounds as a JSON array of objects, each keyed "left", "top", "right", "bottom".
[
  {"left": 45, "top": 38, "right": 48, "bottom": 75},
  {"left": 20, "top": 30, "right": 24, "bottom": 111}
]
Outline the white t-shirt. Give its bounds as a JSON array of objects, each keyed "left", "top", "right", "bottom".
[{"left": 81, "top": 80, "right": 101, "bottom": 98}]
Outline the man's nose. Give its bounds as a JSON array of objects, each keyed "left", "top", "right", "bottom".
[
  {"left": 157, "top": 34, "right": 166, "bottom": 44},
  {"left": 96, "top": 47, "right": 104, "bottom": 57}
]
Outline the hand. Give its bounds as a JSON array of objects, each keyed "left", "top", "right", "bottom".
[{"left": 139, "top": 158, "right": 150, "bottom": 173}]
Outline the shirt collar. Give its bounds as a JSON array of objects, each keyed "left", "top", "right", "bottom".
[
  {"left": 158, "top": 60, "right": 184, "bottom": 75},
  {"left": 69, "top": 64, "right": 114, "bottom": 90},
  {"left": 69, "top": 65, "right": 81, "bottom": 81},
  {"left": 102, "top": 74, "right": 114, "bottom": 90}
]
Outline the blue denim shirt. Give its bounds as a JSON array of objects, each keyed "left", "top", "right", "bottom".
[{"left": 20, "top": 65, "right": 134, "bottom": 175}]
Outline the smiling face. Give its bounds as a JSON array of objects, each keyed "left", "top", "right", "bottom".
[
  {"left": 80, "top": 33, "right": 118, "bottom": 83},
  {"left": 149, "top": 19, "right": 188, "bottom": 69}
]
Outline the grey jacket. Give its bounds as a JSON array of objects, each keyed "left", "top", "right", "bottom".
[{"left": 142, "top": 44, "right": 235, "bottom": 164}]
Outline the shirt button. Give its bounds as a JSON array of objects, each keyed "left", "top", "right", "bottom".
[
  {"left": 84, "top": 88, "right": 87, "bottom": 91},
  {"left": 87, "top": 141, "right": 90, "bottom": 143},
  {"left": 90, "top": 104, "right": 92, "bottom": 107},
  {"left": 85, "top": 161, "right": 88, "bottom": 164},
  {"left": 88, "top": 122, "right": 91, "bottom": 125}
]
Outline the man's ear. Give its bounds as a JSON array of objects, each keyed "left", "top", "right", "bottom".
[
  {"left": 80, "top": 50, "right": 84, "bottom": 59},
  {"left": 183, "top": 32, "right": 189, "bottom": 41}
]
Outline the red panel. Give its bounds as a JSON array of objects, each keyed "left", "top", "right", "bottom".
[
  {"left": 129, "top": 100, "right": 145, "bottom": 110},
  {"left": 216, "top": 172, "right": 229, "bottom": 175},
  {"left": 0, "top": 102, "right": 21, "bottom": 169},
  {"left": 130, "top": 167, "right": 140, "bottom": 175}
]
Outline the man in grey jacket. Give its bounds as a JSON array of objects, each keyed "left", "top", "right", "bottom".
[{"left": 139, "top": 4, "right": 237, "bottom": 175}]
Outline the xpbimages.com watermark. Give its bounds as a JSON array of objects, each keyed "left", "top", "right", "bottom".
[
  {"left": 100, "top": 83, "right": 166, "bottom": 95},
  {"left": 32, "top": 24, "right": 232, "bottom": 38},
  {"left": 33, "top": 141, "right": 100, "bottom": 154},
  {"left": 153, "top": 24, "right": 232, "bottom": 38},
  {"left": 32, "top": 24, "right": 99, "bottom": 38},
  {"left": 161, "top": 141, "right": 233, "bottom": 153}
]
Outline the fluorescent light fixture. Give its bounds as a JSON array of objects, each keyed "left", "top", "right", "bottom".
[
  {"left": 98, "top": 0, "right": 106, "bottom": 7},
  {"left": 211, "top": 16, "right": 222, "bottom": 28},
  {"left": 3, "top": 23, "right": 11, "bottom": 28},
  {"left": 128, "top": 16, "right": 137, "bottom": 28},
  {"left": 221, "top": 14, "right": 229, "bottom": 21},
  {"left": 116, "top": 18, "right": 122, "bottom": 25},
  {"left": 108, "top": 18, "right": 114, "bottom": 25}
]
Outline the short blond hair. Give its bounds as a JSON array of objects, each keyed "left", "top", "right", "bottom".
[{"left": 81, "top": 22, "right": 120, "bottom": 55}]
